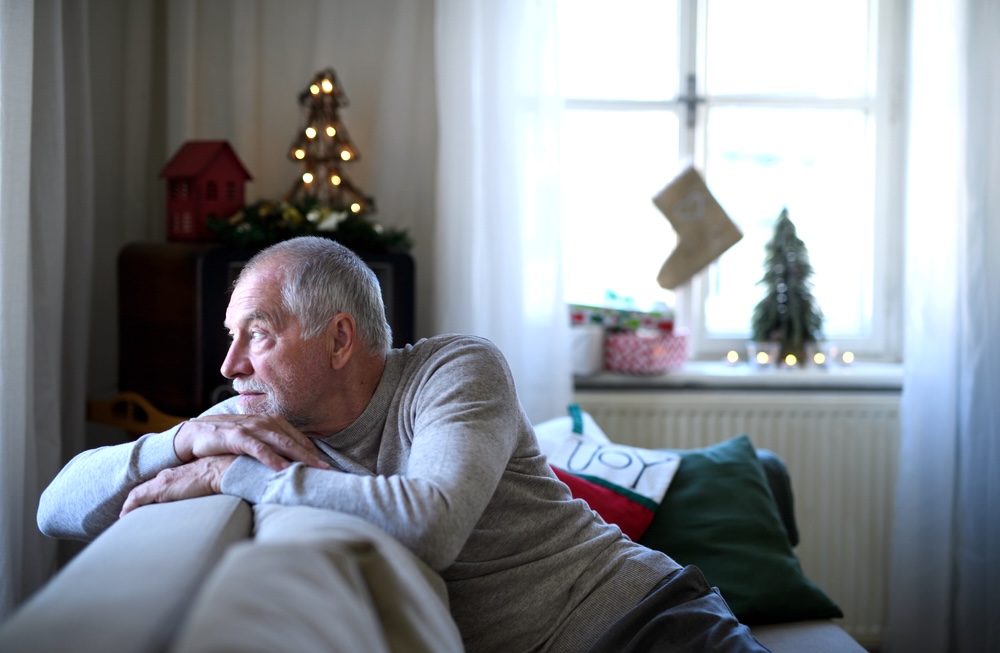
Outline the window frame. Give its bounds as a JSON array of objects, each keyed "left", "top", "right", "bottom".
[
  {"left": 559, "top": 0, "right": 908, "bottom": 363},
  {"left": 684, "top": 0, "right": 907, "bottom": 363}
]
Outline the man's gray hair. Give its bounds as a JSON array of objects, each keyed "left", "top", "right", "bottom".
[{"left": 238, "top": 236, "right": 393, "bottom": 356}]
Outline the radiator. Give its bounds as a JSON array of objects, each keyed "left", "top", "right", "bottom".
[{"left": 573, "top": 389, "right": 900, "bottom": 651}]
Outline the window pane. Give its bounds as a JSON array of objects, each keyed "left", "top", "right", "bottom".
[
  {"left": 704, "top": 107, "right": 874, "bottom": 339},
  {"left": 558, "top": 0, "right": 679, "bottom": 101},
  {"left": 706, "top": 0, "right": 871, "bottom": 97},
  {"left": 560, "top": 109, "right": 680, "bottom": 310}
]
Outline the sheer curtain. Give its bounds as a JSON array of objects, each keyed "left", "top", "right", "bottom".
[
  {"left": 434, "top": 0, "right": 570, "bottom": 423},
  {"left": 884, "top": 0, "right": 1000, "bottom": 651},
  {"left": 0, "top": 0, "right": 94, "bottom": 617}
]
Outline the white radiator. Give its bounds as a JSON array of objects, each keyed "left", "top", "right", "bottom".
[{"left": 573, "top": 390, "right": 900, "bottom": 651}]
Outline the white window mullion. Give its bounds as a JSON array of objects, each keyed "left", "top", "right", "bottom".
[
  {"left": 669, "top": 0, "right": 702, "bottom": 338},
  {"left": 556, "top": 0, "right": 904, "bottom": 364}
]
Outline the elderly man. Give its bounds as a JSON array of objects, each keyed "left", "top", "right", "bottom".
[{"left": 39, "top": 236, "right": 767, "bottom": 652}]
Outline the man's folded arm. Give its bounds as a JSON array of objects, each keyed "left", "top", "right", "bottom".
[{"left": 37, "top": 426, "right": 185, "bottom": 541}]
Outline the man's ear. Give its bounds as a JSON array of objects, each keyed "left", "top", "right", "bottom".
[{"left": 326, "top": 312, "right": 356, "bottom": 370}]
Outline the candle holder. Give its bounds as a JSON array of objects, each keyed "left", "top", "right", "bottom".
[
  {"left": 808, "top": 342, "right": 840, "bottom": 369},
  {"left": 746, "top": 341, "right": 780, "bottom": 370}
]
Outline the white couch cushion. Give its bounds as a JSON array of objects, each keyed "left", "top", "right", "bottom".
[
  {"left": 752, "top": 620, "right": 868, "bottom": 653},
  {"left": 0, "top": 495, "right": 252, "bottom": 653}
]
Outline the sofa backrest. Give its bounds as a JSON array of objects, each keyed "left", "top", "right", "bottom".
[{"left": 0, "top": 495, "right": 252, "bottom": 653}]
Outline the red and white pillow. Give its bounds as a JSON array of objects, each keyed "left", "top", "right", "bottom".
[{"left": 534, "top": 407, "right": 681, "bottom": 540}]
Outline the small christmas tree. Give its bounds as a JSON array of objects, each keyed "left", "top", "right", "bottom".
[
  {"left": 285, "top": 68, "right": 375, "bottom": 215},
  {"left": 206, "top": 68, "right": 411, "bottom": 251},
  {"left": 751, "top": 208, "right": 824, "bottom": 362}
]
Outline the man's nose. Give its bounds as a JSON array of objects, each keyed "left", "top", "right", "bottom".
[{"left": 220, "top": 339, "right": 251, "bottom": 379}]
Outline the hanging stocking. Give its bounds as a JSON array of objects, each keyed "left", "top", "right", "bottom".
[{"left": 652, "top": 166, "right": 742, "bottom": 289}]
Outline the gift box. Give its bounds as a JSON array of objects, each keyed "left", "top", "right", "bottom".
[
  {"left": 570, "top": 304, "right": 674, "bottom": 334},
  {"left": 571, "top": 324, "right": 605, "bottom": 376},
  {"left": 604, "top": 331, "right": 688, "bottom": 374}
]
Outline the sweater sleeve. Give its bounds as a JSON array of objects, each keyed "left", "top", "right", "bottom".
[
  {"left": 37, "top": 428, "right": 183, "bottom": 541},
  {"left": 220, "top": 337, "right": 525, "bottom": 571},
  {"left": 37, "top": 399, "right": 239, "bottom": 541}
]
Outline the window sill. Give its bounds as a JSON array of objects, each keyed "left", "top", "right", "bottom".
[{"left": 574, "top": 361, "right": 903, "bottom": 393}]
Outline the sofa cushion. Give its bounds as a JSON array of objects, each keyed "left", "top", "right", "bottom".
[
  {"left": 751, "top": 620, "right": 867, "bottom": 652},
  {"left": 0, "top": 495, "right": 252, "bottom": 653},
  {"left": 172, "top": 505, "right": 463, "bottom": 653},
  {"left": 549, "top": 464, "right": 656, "bottom": 540},
  {"left": 638, "top": 434, "right": 843, "bottom": 625},
  {"left": 534, "top": 408, "right": 681, "bottom": 540}
]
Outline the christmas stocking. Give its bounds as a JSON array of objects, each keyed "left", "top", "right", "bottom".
[{"left": 652, "top": 166, "right": 742, "bottom": 289}]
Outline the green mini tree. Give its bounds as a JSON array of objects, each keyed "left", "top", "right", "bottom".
[{"left": 751, "top": 208, "right": 824, "bottom": 362}]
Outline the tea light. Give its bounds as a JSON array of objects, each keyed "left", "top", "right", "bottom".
[
  {"left": 746, "top": 341, "right": 779, "bottom": 370},
  {"left": 726, "top": 350, "right": 740, "bottom": 365},
  {"left": 841, "top": 351, "right": 855, "bottom": 365},
  {"left": 784, "top": 354, "right": 798, "bottom": 367},
  {"left": 811, "top": 342, "right": 838, "bottom": 368}
]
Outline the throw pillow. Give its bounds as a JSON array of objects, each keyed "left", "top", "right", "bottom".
[
  {"left": 549, "top": 465, "right": 653, "bottom": 541},
  {"left": 533, "top": 406, "right": 613, "bottom": 445},
  {"left": 535, "top": 406, "right": 681, "bottom": 540},
  {"left": 638, "top": 434, "right": 843, "bottom": 624}
]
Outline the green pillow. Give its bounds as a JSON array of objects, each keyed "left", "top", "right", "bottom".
[{"left": 638, "top": 434, "right": 843, "bottom": 624}]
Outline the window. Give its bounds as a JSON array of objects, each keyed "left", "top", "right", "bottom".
[{"left": 557, "top": 0, "right": 905, "bottom": 361}]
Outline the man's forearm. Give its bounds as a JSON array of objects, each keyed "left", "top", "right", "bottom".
[{"left": 37, "top": 428, "right": 184, "bottom": 540}]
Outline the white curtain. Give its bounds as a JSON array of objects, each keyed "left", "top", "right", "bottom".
[
  {"left": 434, "top": 0, "right": 571, "bottom": 423},
  {"left": 0, "top": 0, "right": 94, "bottom": 617},
  {"left": 884, "top": 0, "right": 1000, "bottom": 651}
]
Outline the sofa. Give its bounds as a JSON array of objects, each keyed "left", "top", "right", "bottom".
[
  {"left": 0, "top": 496, "right": 468, "bottom": 653},
  {"left": 0, "top": 457, "right": 864, "bottom": 652},
  {"left": 0, "top": 400, "right": 866, "bottom": 652},
  {"left": 532, "top": 417, "right": 867, "bottom": 653}
]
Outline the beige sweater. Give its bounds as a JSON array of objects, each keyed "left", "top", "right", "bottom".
[{"left": 38, "top": 334, "right": 681, "bottom": 652}]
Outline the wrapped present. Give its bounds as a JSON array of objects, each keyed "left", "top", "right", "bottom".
[
  {"left": 605, "top": 331, "right": 688, "bottom": 375},
  {"left": 570, "top": 324, "right": 605, "bottom": 376},
  {"left": 569, "top": 304, "right": 674, "bottom": 334}
]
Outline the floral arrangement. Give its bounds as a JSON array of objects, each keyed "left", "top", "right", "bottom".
[{"left": 207, "top": 197, "right": 412, "bottom": 252}]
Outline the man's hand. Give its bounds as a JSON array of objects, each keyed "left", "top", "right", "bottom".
[
  {"left": 120, "top": 455, "right": 237, "bottom": 517},
  {"left": 173, "top": 414, "right": 331, "bottom": 472}
]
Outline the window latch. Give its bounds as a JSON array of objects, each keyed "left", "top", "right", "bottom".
[{"left": 678, "top": 73, "right": 705, "bottom": 129}]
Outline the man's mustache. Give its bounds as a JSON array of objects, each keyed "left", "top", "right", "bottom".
[{"left": 232, "top": 380, "right": 270, "bottom": 394}]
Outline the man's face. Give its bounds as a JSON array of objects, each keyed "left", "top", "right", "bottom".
[{"left": 221, "top": 268, "right": 331, "bottom": 427}]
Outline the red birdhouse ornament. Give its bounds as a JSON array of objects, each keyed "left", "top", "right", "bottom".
[{"left": 159, "top": 140, "right": 252, "bottom": 242}]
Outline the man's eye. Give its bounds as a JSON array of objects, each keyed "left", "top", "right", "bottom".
[{"left": 250, "top": 330, "right": 264, "bottom": 339}]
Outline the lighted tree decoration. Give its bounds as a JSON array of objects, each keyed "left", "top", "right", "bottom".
[
  {"left": 750, "top": 208, "right": 824, "bottom": 362},
  {"left": 207, "top": 68, "right": 411, "bottom": 251},
  {"left": 286, "top": 68, "right": 375, "bottom": 215}
]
